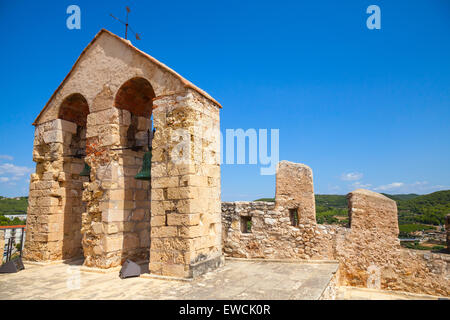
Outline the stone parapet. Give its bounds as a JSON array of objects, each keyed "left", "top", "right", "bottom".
[
  {"left": 275, "top": 161, "right": 316, "bottom": 224},
  {"left": 221, "top": 163, "right": 450, "bottom": 297}
]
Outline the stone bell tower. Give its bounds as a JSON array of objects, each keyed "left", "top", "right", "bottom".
[{"left": 24, "top": 29, "right": 223, "bottom": 278}]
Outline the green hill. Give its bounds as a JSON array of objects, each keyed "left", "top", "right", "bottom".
[
  {"left": 0, "top": 196, "right": 28, "bottom": 215},
  {"left": 382, "top": 193, "right": 420, "bottom": 201},
  {"left": 255, "top": 190, "right": 450, "bottom": 227},
  {"left": 396, "top": 190, "right": 450, "bottom": 225}
]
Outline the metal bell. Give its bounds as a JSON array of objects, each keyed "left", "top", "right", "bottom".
[
  {"left": 134, "top": 151, "right": 151, "bottom": 180},
  {"left": 79, "top": 163, "right": 91, "bottom": 177}
]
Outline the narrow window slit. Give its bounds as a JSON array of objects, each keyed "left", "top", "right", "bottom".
[
  {"left": 241, "top": 216, "right": 252, "bottom": 233},
  {"left": 289, "top": 208, "right": 299, "bottom": 226}
]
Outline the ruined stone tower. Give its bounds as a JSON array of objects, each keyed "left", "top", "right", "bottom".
[{"left": 24, "top": 29, "right": 223, "bottom": 278}]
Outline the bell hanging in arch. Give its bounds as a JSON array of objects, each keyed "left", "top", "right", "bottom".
[
  {"left": 79, "top": 163, "right": 91, "bottom": 177},
  {"left": 135, "top": 150, "right": 152, "bottom": 180}
]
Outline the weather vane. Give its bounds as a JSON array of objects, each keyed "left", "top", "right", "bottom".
[{"left": 110, "top": 6, "right": 141, "bottom": 40}]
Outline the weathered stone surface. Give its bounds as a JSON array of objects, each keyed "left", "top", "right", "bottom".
[
  {"left": 222, "top": 164, "right": 450, "bottom": 297},
  {"left": 222, "top": 201, "right": 336, "bottom": 261},
  {"left": 25, "top": 29, "right": 222, "bottom": 278},
  {"left": 275, "top": 161, "right": 316, "bottom": 224},
  {"left": 347, "top": 189, "right": 398, "bottom": 237},
  {"left": 150, "top": 91, "right": 222, "bottom": 278},
  {"left": 24, "top": 116, "right": 87, "bottom": 262},
  {"left": 0, "top": 259, "right": 338, "bottom": 300}
]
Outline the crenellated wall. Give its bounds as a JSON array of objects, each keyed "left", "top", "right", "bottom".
[
  {"left": 222, "top": 201, "right": 339, "bottom": 260},
  {"left": 221, "top": 161, "right": 450, "bottom": 297}
]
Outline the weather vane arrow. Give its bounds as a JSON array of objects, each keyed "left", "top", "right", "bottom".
[{"left": 110, "top": 6, "right": 141, "bottom": 40}]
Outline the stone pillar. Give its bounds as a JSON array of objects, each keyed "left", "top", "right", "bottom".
[
  {"left": 347, "top": 189, "right": 399, "bottom": 240},
  {"left": 339, "top": 189, "right": 400, "bottom": 288},
  {"left": 445, "top": 214, "right": 450, "bottom": 253},
  {"left": 82, "top": 107, "right": 122, "bottom": 268},
  {"left": 275, "top": 161, "right": 316, "bottom": 224},
  {"left": 149, "top": 91, "right": 223, "bottom": 278},
  {"left": 24, "top": 119, "right": 85, "bottom": 261},
  {"left": 82, "top": 107, "right": 152, "bottom": 268}
]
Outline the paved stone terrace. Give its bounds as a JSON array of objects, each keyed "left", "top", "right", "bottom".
[
  {"left": 336, "top": 286, "right": 442, "bottom": 300},
  {"left": 0, "top": 259, "right": 338, "bottom": 300}
]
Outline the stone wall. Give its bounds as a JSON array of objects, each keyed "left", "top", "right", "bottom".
[
  {"left": 25, "top": 30, "right": 223, "bottom": 278},
  {"left": 81, "top": 107, "right": 152, "bottom": 268},
  {"left": 24, "top": 119, "right": 88, "bottom": 261},
  {"left": 149, "top": 90, "right": 223, "bottom": 278},
  {"left": 222, "top": 201, "right": 337, "bottom": 260},
  {"left": 221, "top": 161, "right": 450, "bottom": 297}
]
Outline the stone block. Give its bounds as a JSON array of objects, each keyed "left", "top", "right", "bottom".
[
  {"left": 134, "top": 190, "right": 148, "bottom": 201},
  {"left": 151, "top": 215, "right": 166, "bottom": 227},
  {"left": 120, "top": 110, "right": 131, "bottom": 126},
  {"left": 92, "top": 108, "right": 120, "bottom": 126},
  {"left": 149, "top": 261, "right": 162, "bottom": 274},
  {"left": 105, "top": 222, "right": 121, "bottom": 234},
  {"left": 131, "top": 209, "right": 146, "bottom": 221},
  {"left": 103, "top": 235, "right": 123, "bottom": 252},
  {"left": 178, "top": 225, "right": 203, "bottom": 238},
  {"left": 123, "top": 233, "right": 139, "bottom": 250},
  {"left": 151, "top": 189, "right": 164, "bottom": 201},
  {"left": 137, "top": 117, "right": 150, "bottom": 131},
  {"left": 92, "top": 222, "right": 103, "bottom": 235},
  {"left": 152, "top": 176, "right": 179, "bottom": 188},
  {"left": 275, "top": 161, "right": 316, "bottom": 224},
  {"left": 167, "top": 213, "right": 200, "bottom": 226},
  {"left": 347, "top": 189, "right": 398, "bottom": 237},
  {"left": 180, "top": 175, "right": 208, "bottom": 187},
  {"left": 37, "top": 197, "right": 60, "bottom": 207},
  {"left": 161, "top": 263, "right": 188, "bottom": 278},
  {"left": 102, "top": 209, "right": 128, "bottom": 222},
  {"left": 50, "top": 119, "right": 77, "bottom": 134},
  {"left": 151, "top": 226, "right": 177, "bottom": 238},
  {"left": 43, "top": 130, "right": 64, "bottom": 144},
  {"left": 167, "top": 187, "right": 197, "bottom": 200}
]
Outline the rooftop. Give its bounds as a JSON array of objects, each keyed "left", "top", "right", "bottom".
[{"left": 0, "top": 258, "right": 338, "bottom": 300}]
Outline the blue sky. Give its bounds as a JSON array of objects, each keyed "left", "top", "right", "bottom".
[{"left": 0, "top": 0, "right": 449, "bottom": 200}]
